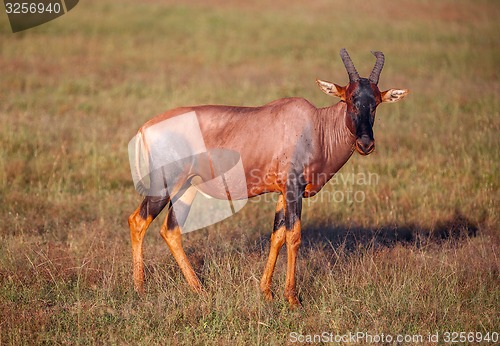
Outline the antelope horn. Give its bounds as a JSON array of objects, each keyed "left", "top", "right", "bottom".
[
  {"left": 339, "top": 48, "right": 360, "bottom": 82},
  {"left": 369, "top": 50, "right": 385, "bottom": 84}
]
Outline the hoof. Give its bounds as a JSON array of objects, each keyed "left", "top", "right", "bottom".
[
  {"left": 261, "top": 289, "right": 274, "bottom": 301},
  {"left": 287, "top": 295, "right": 301, "bottom": 308},
  {"left": 134, "top": 284, "right": 145, "bottom": 297},
  {"left": 187, "top": 277, "right": 204, "bottom": 294}
]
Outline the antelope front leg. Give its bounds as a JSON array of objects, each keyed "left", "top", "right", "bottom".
[
  {"left": 284, "top": 218, "right": 301, "bottom": 307},
  {"left": 284, "top": 188, "right": 303, "bottom": 307},
  {"left": 260, "top": 194, "right": 286, "bottom": 300}
]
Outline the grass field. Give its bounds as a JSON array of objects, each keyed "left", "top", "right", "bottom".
[{"left": 0, "top": 0, "right": 499, "bottom": 344}]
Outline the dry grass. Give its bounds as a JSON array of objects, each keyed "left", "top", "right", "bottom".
[{"left": 0, "top": 0, "right": 499, "bottom": 344}]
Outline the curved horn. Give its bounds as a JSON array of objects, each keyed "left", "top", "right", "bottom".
[
  {"left": 339, "top": 48, "right": 360, "bottom": 82},
  {"left": 369, "top": 50, "right": 385, "bottom": 84}
]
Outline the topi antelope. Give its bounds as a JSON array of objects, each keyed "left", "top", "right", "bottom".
[{"left": 128, "top": 48, "right": 409, "bottom": 307}]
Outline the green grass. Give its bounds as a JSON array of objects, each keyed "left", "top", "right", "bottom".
[{"left": 0, "top": 0, "right": 499, "bottom": 344}]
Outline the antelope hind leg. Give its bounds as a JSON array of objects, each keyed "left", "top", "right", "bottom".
[
  {"left": 160, "top": 187, "right": 203, "bottom": 292},
  {"left": 128, "top": 196, "right": 169, "bottom": 294}
]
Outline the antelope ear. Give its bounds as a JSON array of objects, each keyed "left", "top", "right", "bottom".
[
  {"left": 316, "top": 79, "right": 346, "bottom": 100},
  {"left": 381, "top": 88, "right": 409, "bottom": 103}
]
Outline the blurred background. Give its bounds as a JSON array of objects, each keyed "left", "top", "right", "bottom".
[{"left": 0, "top": 0, "right": 498, "bottom": 344}]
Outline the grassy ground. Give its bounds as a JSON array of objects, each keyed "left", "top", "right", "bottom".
[{"left": 0, "top": 0, "right": 498, "bottom": 344}]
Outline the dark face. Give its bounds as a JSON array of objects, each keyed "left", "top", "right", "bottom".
[{"left": 345, "top": 78, "right": 382, "bottom": 155}]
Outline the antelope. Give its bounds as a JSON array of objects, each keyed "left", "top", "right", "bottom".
[{"left": 128, "top": 49, "right": 409, "bottom": 307}]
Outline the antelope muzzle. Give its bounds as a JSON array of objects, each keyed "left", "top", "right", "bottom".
[{"left": 355, "top": 135, "right": 375, "bottom": 155}]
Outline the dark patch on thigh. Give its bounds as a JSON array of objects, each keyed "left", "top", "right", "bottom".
[
  {"left": 284, "top": 197, "right": 302, "bottom": 230},
  {"left": 273, "top": 208, "right": 285, "bottom": 231},
  {"left": 139, "top": 196, "right": 170, "bottom": 220},
  {"left": 166, "top": 200, "right": 190, "bottom": 230},
  {"left": 284, "top": 167, "right": 305, "bottom": 230}
]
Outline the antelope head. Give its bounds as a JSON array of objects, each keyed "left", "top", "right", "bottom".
[{"left": 317, "top": 48, "right": 409, "bottom": 155}]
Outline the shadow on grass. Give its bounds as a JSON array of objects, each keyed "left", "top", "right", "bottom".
[
  {"left": 146, "top": 212, "right": 481, "bottom": 284},
  {"left": 299, "top": 211, "right": 479, "bottom": 252}
]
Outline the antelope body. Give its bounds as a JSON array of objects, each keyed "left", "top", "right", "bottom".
[{"left": 128, "top": 49, "right": 408, "bottom": 306}]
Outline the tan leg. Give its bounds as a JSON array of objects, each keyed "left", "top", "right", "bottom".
[
  {"left": 128, "top": 206, "right": 153, "bottom": 294},
  {"left": 284, "top": 220, "right": 302, "bottom": 307},
  {"left": 160, "top": 188, "right": 202, "bottom": 293},
  {"left": 260, "top": 194, "right": 286, "bottom": 300}
]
